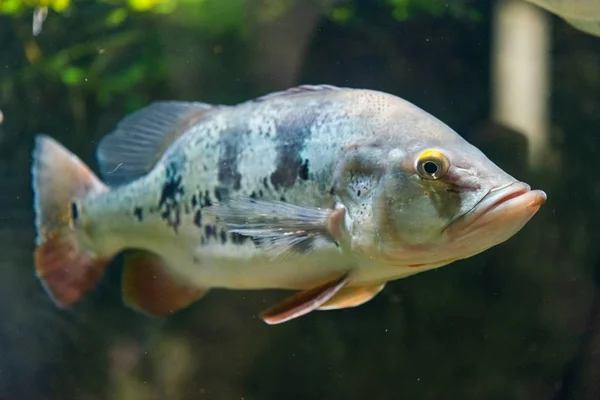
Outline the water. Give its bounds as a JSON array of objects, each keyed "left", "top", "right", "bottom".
[{"left": 0, "top": 0, "right": 599, "bottom": 399}]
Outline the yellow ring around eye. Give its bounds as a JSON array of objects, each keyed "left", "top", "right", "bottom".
[{"left": 415, "top": 149, "right": 450, "bottom": 180}]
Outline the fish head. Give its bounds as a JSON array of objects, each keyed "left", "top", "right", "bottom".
[{"left": 333, "top": 132, "right": 546, "bottom": 267}]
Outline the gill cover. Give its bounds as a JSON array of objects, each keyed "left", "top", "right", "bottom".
[{"left": 331, "top": 144, "right": 488, "bottom": 256}]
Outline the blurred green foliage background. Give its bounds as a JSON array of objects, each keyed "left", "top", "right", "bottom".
[{"left": 1, "top": 0, "right": 600, "bottom": 399}]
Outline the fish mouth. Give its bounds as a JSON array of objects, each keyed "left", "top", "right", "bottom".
[{"left": 448, "top": 181, "right": 547, "bottom": 235}]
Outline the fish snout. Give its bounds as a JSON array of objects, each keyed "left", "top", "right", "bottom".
[{"left": 448, "top": 180, "right": 546, "bottom": 236}]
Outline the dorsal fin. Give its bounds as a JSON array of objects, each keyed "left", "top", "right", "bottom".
[
  {"left": 251, "top": 84, "right": 344, "bottom": 103},
  {"left": 96, "top": 101, "right": 216, "bottom": 186}
]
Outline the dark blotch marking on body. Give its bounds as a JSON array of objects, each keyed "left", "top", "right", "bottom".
[
  {"left": 204, "top": 190, "right": 212, "bottom": 207},
  {"left": 158, "top": 161, "right": 184, "bottom": 233},
  {"left": 205, "top": 224, "right": 217, "bottom": 240},
  {"left": 299, "top": 159, "right": 309, "bottom": 180},
  {"left": 270, "top": 110, "right": 317, "bottom": 190},
  {"left": 217, "top": 136, "right": 242, "bottom": 191},
  {"left": 133, "top": 207, "right": 143, "bottom": 221},
  {"left": 214, "top": 187, "right": 229, "bottom": 202},
  {"left": 193, "top": 210, "right": 202, "bottom": 227},
  {"left": 190, "top": 189, "right": 214, "bottom": 230},
  {"left": 231, "top": 232, "right": 249, "bottom": 245}
]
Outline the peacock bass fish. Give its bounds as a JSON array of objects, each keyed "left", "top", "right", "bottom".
[{"left": 31, "top": 85, "right": 546, "bottom": 324}]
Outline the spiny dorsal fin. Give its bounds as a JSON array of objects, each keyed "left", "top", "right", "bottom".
[
  {"left": 97, "top": 101, "right": 216, "bottom": 186},
  {"left": 252, "top": 84, "right": 344, "bottom": 103}
]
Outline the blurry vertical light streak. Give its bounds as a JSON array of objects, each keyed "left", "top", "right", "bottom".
[{"left": 491, "top": 0, "right": 551, "bottom": 169}]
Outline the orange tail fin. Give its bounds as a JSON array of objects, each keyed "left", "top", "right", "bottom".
[{"left": 32, "top": 135, "right": 110, "bottom": 308}]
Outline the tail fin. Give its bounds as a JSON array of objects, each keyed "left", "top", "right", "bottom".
[{"left": 32, "top": 134, "right": 110, "bottom": 308}]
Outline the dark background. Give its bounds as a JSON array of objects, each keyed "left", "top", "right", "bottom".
[{"left": 1, "top": 0, "right": 599, "bottom": 399}]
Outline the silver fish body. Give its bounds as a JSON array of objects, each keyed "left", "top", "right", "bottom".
[
  {"left": 87, "top": 87, "right": 462, "bottom": 288},
  {"left": 31, "top": 85, "right": 546, "bottom": 323}
]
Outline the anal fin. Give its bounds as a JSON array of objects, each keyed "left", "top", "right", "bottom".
[
  {"left": 260, "top": 273, "right": 350, "bottom": 325},
  {"left": 122, "top": 250, "right": 208, "bottom": 315},
  {"left": 317, "top": 283, "right": 385, "bottom": 311}
]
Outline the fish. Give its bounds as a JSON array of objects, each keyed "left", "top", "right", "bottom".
[
  {"left": 30, "top": 85, "right": 547, "bottom": 325},
  {"left": 524, "top": 0, "right": 600, "bottom": 36}
]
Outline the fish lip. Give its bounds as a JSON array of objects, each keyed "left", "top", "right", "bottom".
[
  {"left": 478, "top": 182, "right": 531, "bottom": 215},
  {"left": 447, "top": 181, "right": 546, "bottom": 233}
]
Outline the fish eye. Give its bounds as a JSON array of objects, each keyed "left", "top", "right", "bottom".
[{"left": 415, "top": 150, "right": 450, "bottom": 180}]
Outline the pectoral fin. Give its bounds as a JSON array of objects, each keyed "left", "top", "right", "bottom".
[
  {"left": 122, "top": 250, "right": 208, "bottom": 315},
  {"left": 260, "top": 273, "right": 351, "bottom": 325},
  {"left": 317, "top": 283, "right": 385, "bottom": 310},
  {"left": 207, "top": 198, "right": 347, "bottom": 260}
]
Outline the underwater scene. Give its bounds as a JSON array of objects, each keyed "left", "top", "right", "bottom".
[{"left": 1, "top": 0, "right": 600, "bottom": 399}]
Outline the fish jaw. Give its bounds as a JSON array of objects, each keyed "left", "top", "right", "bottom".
[{"left": 443, "top": 181, "right": 546, "bottom": 258}]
